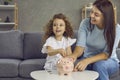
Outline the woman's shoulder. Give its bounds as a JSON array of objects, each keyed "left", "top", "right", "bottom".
[
  {"left": 79, "top": 18, "right": 90, "bottom": 30},
  {"left": 81, "top": 18, "right": 90, "bottom": 24}
]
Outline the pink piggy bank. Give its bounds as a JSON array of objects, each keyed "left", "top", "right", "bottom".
[{"left": 56, "top": 57, "right": 74, "bottom": 76}]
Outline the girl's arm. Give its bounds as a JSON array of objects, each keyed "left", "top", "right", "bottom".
[
  {"left": 46, "top": 46, "right": 66, "bottom": 56},
  {"left": 66, "top": 46, "right": 72, "bottom": 56}
]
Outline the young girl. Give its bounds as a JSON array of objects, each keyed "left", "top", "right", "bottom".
[{"left": 41, "top": 13, "right": 76, "bottom": 71}]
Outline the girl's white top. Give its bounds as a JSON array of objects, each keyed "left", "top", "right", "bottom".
[{"left": 41, "top": 36, "right": 76, "bottom": 70}]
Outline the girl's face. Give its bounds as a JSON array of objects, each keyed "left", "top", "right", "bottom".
[
  {"left": 90, "top": 6, "right": 104, "bottom": 28},
  {"left": 53, "top": 18, "right": 66, "bottom": 37}
]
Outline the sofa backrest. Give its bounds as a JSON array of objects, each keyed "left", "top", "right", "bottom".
[
  {"left": 23, "top": 32, "right": 47, "bottom": 59},
  {"left": 23, "top": 31, "right": 78, "bottom": 59},
  {"left": 0, "top": 30, "right": 23, "bottom": 59},
  {"left": 0, "top": 30, "right": 118, "bottom": 61}
]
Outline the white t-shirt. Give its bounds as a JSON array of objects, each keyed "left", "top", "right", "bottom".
[{"left": 41, "top": 36, "right": 76, "bottom": 70}]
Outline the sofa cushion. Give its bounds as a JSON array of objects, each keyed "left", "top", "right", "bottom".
[
  {"left": 19, "top": 59, "right": 46, "bottom": 78},
  {"left": 23, "top": 32, "right": 47, "bottom": 59},
  {"left": 0, "top": 30, "right": 23, "bottom": 59},
  {"left": 0, "top": 59, "right": 21, "bottom": 77}
]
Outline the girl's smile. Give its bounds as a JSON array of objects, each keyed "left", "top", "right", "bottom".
[{"left": 56, "top": 30, "right": 61, "bottom": 33}]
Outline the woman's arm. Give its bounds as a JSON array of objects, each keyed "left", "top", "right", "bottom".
[
  {"left": 85, "top": 52, "right": 109, "bottom": 64},
  {"left": 69, "top": 46, "right": 85, "bottom": 61},
  {"left": 75, "top": 52, "right": 109, "bottom": 71},
  {"left": 46, "top": 46, "right": 66, "bottom": 56}
]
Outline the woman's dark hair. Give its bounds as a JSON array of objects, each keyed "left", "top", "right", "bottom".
[
  {"left": 43, "top": 13, "right": 74, "bottom": 41},
  {"left": 90, "top": 0, "right": 115, "bottom": 57}
]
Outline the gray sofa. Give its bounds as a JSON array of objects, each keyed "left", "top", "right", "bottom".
[{"left": 0, "top": 30, "right": 119, "bottom": 80}]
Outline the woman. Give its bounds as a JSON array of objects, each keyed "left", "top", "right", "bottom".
[{"left": 70, "top": 0, "right": 120, "bottom": 80}]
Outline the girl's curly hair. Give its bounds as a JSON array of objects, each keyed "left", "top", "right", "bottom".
[{"left": 43, "top": 13, "right": 74, "bottom": 41}]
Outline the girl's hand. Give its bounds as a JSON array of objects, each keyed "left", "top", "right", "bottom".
[
  {"left": 58, "top": 48, "right": 67, "bottom": 57},
  {"left": 74, "top": 59, "right": 89, "bottom": 71}
]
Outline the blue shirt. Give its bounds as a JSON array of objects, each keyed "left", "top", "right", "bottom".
[{"left": 76, "top": 18, "right": 120, "bottom": 62}]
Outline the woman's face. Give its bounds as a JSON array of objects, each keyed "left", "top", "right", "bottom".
[
  {"left": 53, "top": 18, "right": 66, "bottom": 37},
  {"left": 90, "top": 6, "right": 104, "bottom": 28}
]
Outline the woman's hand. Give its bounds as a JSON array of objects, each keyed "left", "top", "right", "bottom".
[
  {"left": 74, "top": 59, "right": 89, "bottom": 71},
  {"left": 67, "top": 54, "right": 78, "bottom": 62}
]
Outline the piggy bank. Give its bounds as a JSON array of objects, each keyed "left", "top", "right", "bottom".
[{"left": 56, "top": 57, "right": 74, "bottom": 76}]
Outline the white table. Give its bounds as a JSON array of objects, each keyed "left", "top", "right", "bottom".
[{"left": 30, "top": 70, "right": 99, "bottom": 80}]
